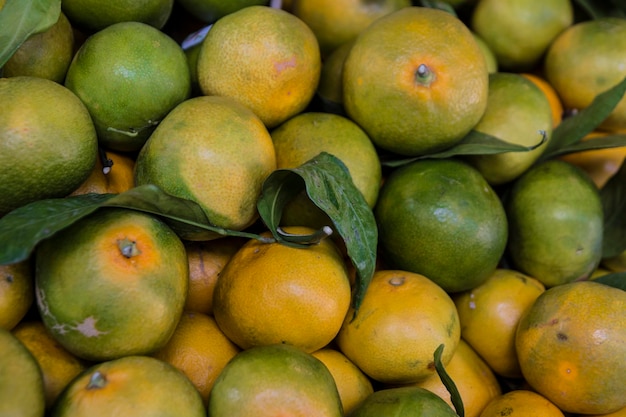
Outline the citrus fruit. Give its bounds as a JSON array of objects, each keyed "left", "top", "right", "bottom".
[
  {"left": 0, "top": 76, "right": 97, "bottom": 216},
  {"left": 375, "top": 158, "right": 508, "bottom": 293},
  {"left": 35, "top": 208, "right": 188, "bottom": 361},
  {"left": 521, "top": 72, "right": 564, "bottom": 127},
  {"left": 134, "top": 95, "right": 277, "bottom": 240},
  {"left": 12, "top": 320, "right": 87, "bottom": 409},
  {"left": 342, "top": 6, "right": 488, "bottom": 156},
  {"left": 0, "top": 328, "right": 45, "bottom": 417},
  {"left": 64, "top": 21, "right": 191, "bottom": 151},
  {"left": 0, "top": 260, "right": 34, "bottom": 330},
  {"left": 197, "top": 5, "right": 321, "bottom": 128},
  {"left": 61, "top": 0, "right": 174, "bottom": 31},
  {"left": 515, "top": 281, "right": 626, "bottom": 414},
  {"left": 176, "top": 0, "right": 268, "bottom": 23},
  {"left": 337, "top": 269, "right": 460, "bottom": 384},
  {"left": 311, "top": 348, "right": 374, "bottom": 415},
  {"left": 51, "top": 355, "right": 205, "bottom": 417},
  {"left": 349, "top": 386, "right": 458, "bottom": 417},
  {"left": 152, "top": 311, "right": 240, "bottom": 406},
  {"left": 184, "top": 237, "right": 245, "bottom": 315},
  {"left": 544, "top": 17, "right": 626, "bottom": 132},
  {"left": 2, "top": 11, "right": 74, "bottom": 83},
  {"left": 504, "top": 159, "right": 604, "bottom": 287},
  {"left": 207, "top": 343, "right": 343, "bottom": 417},
  {"left": 69, "top": 150, "right": 135, "bottom": 196},
  {"left": 472, "top": 32, "right": 498, "bottom": 74},
  {"left": 453, "top": 268, "right": 545, "bottom": 378},
  {"left": 602, "top": 250, "right": 626, "bottom": 273},
  {"left": 471, "top": 0, "right": 573, "bottom": 71},
  {"left": 478, "top": 390, "right": 564, "bottom": 417},
  {"left": 581, "top": 407, "right": 626, "bottom": 417},
  {"left": 317, "top": 39, "right": 354, "bottom": 106},
  {"left": 464, "top": 72, "right": 553, "bottom": 185},
  {"left": 212, "top": 226, "right": 351, "bottom": 352},
  {"left": 406, "top": 339, "right": 502, "bottom": 417},
  {"left": 291, "top": 0, "right": 411, "bottom": 57}
]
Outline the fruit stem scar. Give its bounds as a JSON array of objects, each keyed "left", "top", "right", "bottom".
[
  {"left": 87, "top": 371, "right": 107, "bottom": 390},
  {"left": 117, "top": 237, "right": 141, "bottom": 258},
  {"left": 415, "top": 63, "right": 435, "bottom": 86}
]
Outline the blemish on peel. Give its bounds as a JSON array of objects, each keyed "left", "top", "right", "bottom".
[
  {"left": 274, "top": 56, "right": 296, "bottom": 74},
  {"left": 74, "top": 316, "right": 109, "bottom": 337}
]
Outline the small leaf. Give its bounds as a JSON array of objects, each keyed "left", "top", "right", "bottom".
[
  {"left": 0, "top": 0, "right": 61, "bottom": 67},
  {"left": 600, "top": 161, "right": 626, "bottom": 258},
  {"left": 381, "top": 130, "right": 546, "bottom": 168},
  {"left": 545, "top": 134, "right": 626, "bottom": 158},
  {"left": 434, "top": 344, "right": 464, "bottom": 417},
  {"left": 539, "top": 75, "right": 626, "bottom": 162},
  {"left": 594, "top": 273, "right": 626, "bottom": 291},
  {"left": 258, "top": 152, "right": 378, "bottom": 311}
]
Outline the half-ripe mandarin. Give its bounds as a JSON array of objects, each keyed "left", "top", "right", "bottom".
[
  {"left": 69, "top": 150, "right": 135, "bottom": 196},
  {"left": 0, "top": 328, "right": 45, "bottom": 417},
  {"left": 505, "top": 160, "right": 604, "bottom": 287},
  {"left": 61, "top": 0, "right": 174, "bottom": 31},
  {"left": 337, "top": 270, "right": 460, "bottom": 384},
  {"left": 375, "top": 158, "right": 508, "bottom": 293},
  {"left": 51, "top": 355, "right": 205, "bottom": 417},
  {"left": 208, "top": 343, "right": 343, "bottom": 417},
  {"left": 197, "top": 5, "right": 321, "bottom": 128},
  {"left": 311, "top": 348, "right": 374, "bottom": 415},
  {"left": 580, "top": 406, "right": 626, "bottom": 417},
  {"left": 317, "top": 40, "right": 354, "bottom": 106},
  {"left": 0, "top": 76, "right": 97, "bottom": 216},
  {"left": 406, "top": 339, "right": 502, "bottom": 417},
  {"left": 544, "top": 17, "right": 626, "bottom": 132},
  {"left": 471, "top": 0, "right": 573, "bottom": 71},
  {"left": 472, "top": 32, "right": 498, "bottom": 74},
  {"left": 0, "top": 260, "right": 33, "bottom": 330},
  {"left": 2, "top": 11, "right": 74, "bottom": 83},
  {"left": 176, "top": 0, "right": 268, "bottom": 23},
  {"left": 291, "top": 0, "right": 410, "bottom": 57},
  {"left": 35, "top": 208, "right": 188, "bottom": 361},
  {"left": 343, "top": 6, "right": 488, "bottom": 156},
  {"left": 515, "top": 281, "right": 626, "bottom": 415},
  {"left": 212, "top": 227, "right": 351, "bottom": 353},
  {"left": 134, "top": 95, "right": 277, "bottom": 241},
  {"left": 478, "top": 390, "right": 564, "bottom": 417},
  {"left": 349, "top": 386, "right": 458, "bottom": 417},
  {"left": 521, "top": 73, "right": 564, "bottom": 127},
  {"left": 602, "top": 250, "right": 626, "bottom": 273},
  {"left": 12, "top": 320, "right": 87, "bottom": 409},
  {"left": 453, "top": 268, "right": 545, "bottom": 378},
  {"left": 64, "top": 21, "right": 191, "bottom": 151},
  {"left": 184, "top": 237, "right": 245, "bottom": 315},
  {"left": 464, "top": 72, "right": 553, "bottom": 185},
  {"left": 152, "top": 311, "right": 240, "bottom": 406}
]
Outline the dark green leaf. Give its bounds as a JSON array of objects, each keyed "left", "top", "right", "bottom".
[
  {"left": 381, "top": 130, "right": 547, "bottom": 168},
  {"left": 573, "top": 0, "right": 626, "bottom": 18},
  {"left": 594, "top": 273, "right": 626, "bottom": 291},
  {"left": 601, "top": 161, "right": 626, "bottom": 258},
  {"left": 434, "top": 344, "right": 464, "bottom": 417},
  {"left": 0, "top": 0, "right": 61, "bottom": 67},
  {"left": 258, "top": 152, "right": 378, "bottom": 311},
  {"left": 543, "top": 134, "right": 626, "bottom": 158},
  {"left": 539, "top": 76, "right": 626, "bottom": 162}
]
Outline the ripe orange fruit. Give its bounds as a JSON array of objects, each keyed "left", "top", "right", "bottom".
[
  {"left": 478, "top": 390, "right": 565, "bottom": 417},
  {"left": 64, "top": 21, "right": 191, "bottom": 151},
  {"left": 375, "top": 158, "right": 508, "bottom": 293},
  {"left": 343, "top": 6, "right": 488, "bottom": 156},
  {"left": 453, "top": 268, "right": 545, "bottom": 378},
  {"left": 515, "top": 281, "right": 626, "bottom": 414},
  {"left": 51, "top": 355, "right": 205, "bottom": 416},
  {"left": 0, "top": 260, "right": 34, "bottom": 330},
  {"left": 69, "top": 150, "right": 135, "bottom": 196},
  {"left": 61, "top": 0, "right": 174, "bottom": 31},
  {"left": 212, "top": 227, "right": 351, "bottom": 353},
  {"left": 0, "top": 76, "right": 98, "bottom": 216},
  {"left": 208, "top": 343, "right": 343, "bottom": 417},
  {"left": 35, "top": 208, "right": 188, "bottom": 361},
  {"left": 471, "top": 0, "right": 573, "bottom": 71},
  {"left": 134, "top": 95, "right": 277, "bottom": 241},
  {"left": 152, "top": 311, "right": 240, "bottom": 406},
  {"left": 349, "top": 386, "right": 458, "bottom": 417},
  {"left": 0, "top": 328, "right": 45, "bottom": 417},
  {"left": 337, "top": 270, "right": 461, "bottom": 384},
  {"left": 197, "top": 5, "right": 321, "bottom": 128},
  {"left": 504, "top": 160, "right": 604, "bottom": 287},
  {"left": 544, "top": 17, "right": 626, "bottom": 132}
]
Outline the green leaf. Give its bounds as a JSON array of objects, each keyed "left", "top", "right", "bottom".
[
  {"left": 573, "top": 0, "right": 626, "bottom": 18},
  {"left": 381, "top": 129, "right": 547, "bottom": 168},
  {"left": 539, "top": 76, "right": 626, "bottom": 162},
  {"left": 258, "top": 152, "right": 378, "bottom": 311},
  {"left": 600, "top": 161, "right": 626, "bottom": 258},
  {"left": 434, "top": 344, "right": 464, "bottom": 417},
  {"left": 594, "top": 273, "right": 626, "bottom": 291},
  {"left": 544, "top": 134, "right": 626, "bottom": 158},
  {"left": 0, "top": 0, "right": 61, "bottom": 68}
]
